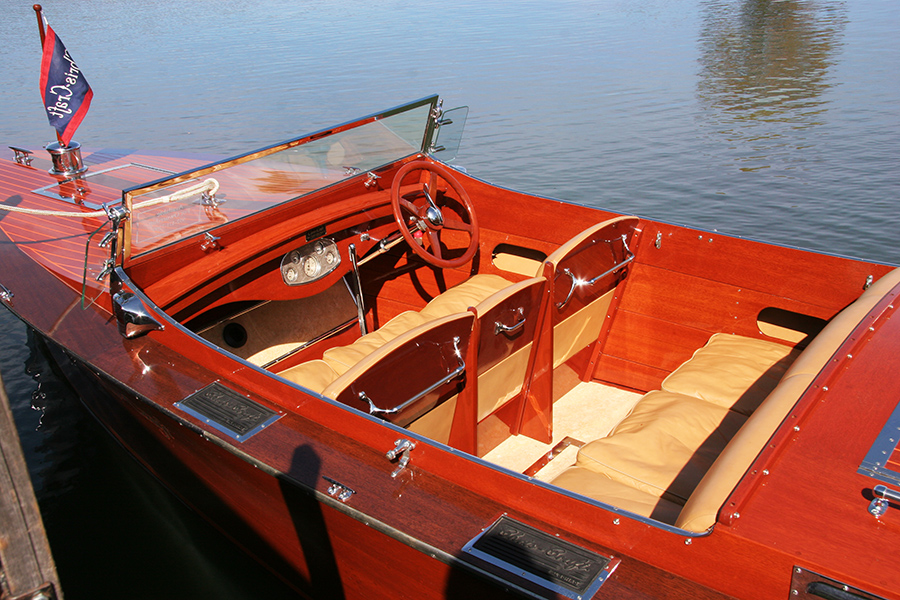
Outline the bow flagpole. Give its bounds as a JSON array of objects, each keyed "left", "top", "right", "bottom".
[
  {"left": 33, "top": 4, "right": 93, "bottom": 175},
  {"left": 33, "top": 5, "right": 62, "bottom": 147}
]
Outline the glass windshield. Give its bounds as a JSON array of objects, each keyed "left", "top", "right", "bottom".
[{"left": 123, "top": 96, "right": 437, "bottom": 259}]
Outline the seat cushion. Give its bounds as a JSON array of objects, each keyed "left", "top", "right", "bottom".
[
  {"left": 552, "top": 466, "right": 684, "bottom": 523},
  {"left": 418, "top": 274, "right": 512, "bottom": 319},
  {"left": 575, "top": 390, "right": 747, "bottom": 503},
  {"left": 279, "top": 359, "right": 340, "bottom": 394},
  {"left": 661, "top": 333, "right": 798, "bottom": 415},
  {"left": 321, "top": 311, "right": 429, "bottom": 373}
]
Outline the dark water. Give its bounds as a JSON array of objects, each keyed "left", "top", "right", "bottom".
[{"left": 1, "top": 0, "right": 898, "bottom": 597}]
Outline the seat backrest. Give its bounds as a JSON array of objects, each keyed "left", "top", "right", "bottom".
[
  {"left": 472, "top": 277, "right": 548, "bottom": 422},
  {"left": 537, "top": 216, "right": 640, "bottom": 372},
  {"left": 322, "top": 312, "right": 475, "bottom": 431}
]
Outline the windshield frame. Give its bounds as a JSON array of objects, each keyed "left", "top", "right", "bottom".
[{"left": 118, "top": 95, "right": 440, "bottom": 264}]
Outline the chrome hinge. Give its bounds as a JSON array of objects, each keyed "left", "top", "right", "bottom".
[
  {"left": 96, "top": 258, "right": 115, "bottom": 281},
  {"left": 98, "top": 229, "right": 116, "bottom": 248},
  {"left": 430, "top": 99, "right": 444, "bottom": 123},
  {"left": 323, "top": 477, "right": 356, "bottom": 503},
  {"left": 386, "top": 438, "right": 416, "bottom": 478}
]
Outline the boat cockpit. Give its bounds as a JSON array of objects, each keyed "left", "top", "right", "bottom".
[{"left": 107, "top": 95, "right": 900, "bottom": 537}]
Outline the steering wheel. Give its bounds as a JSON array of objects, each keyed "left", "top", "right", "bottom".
[{"left": 390, "top": 160, "right": 480, "bottom": 269}]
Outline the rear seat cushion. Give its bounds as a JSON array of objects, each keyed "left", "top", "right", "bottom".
[
  {"left": 575, "top": 390, "right": 747, "bottom": 503},
  {"left": 661, "top": 333, "right": 799, "bottom": 415},
  {"left": 553, "top": 466, "right": 684, "bottom": 523}
]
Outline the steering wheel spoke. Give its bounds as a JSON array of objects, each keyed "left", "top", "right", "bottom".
[
  {"left": 442, "top": 216, "right": 473, "bottom": 233},
  {"left": 390, "top": 160, "right": 480, "bottom": 269},
  {"left": 426, "top": 230, "right": 444, "bottom": 260},
  {"left": 399, "top": 197, "right": 421, "bottom": 216}
]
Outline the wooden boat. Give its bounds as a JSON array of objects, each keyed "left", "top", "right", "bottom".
[{"left": 3, "top": 95, "right": 899, "bottom": 599}]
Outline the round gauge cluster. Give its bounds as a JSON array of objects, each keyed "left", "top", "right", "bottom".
[{"left": 280, "top": 238, "right": 341, "bottom": 285}]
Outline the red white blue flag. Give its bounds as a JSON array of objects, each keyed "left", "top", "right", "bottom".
[{"left": 39, "top": 23, "right": 92, "bottom": 146}]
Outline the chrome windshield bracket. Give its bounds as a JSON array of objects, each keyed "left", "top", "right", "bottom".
[
  {"left": 364, "top": 171, "right": 380, "bottom": 189},
  {"left": 385, "top": 438, "right": 416, "bottom": 478},
  {"left": 347, "top": 244, "right": 367, "bottom": 336},
  {"left": 96, "top": 258, "right": 115, "bottom": 281}
]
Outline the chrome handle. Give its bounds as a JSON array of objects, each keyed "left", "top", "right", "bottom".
[
  {"left": 556, "top": 269, "right": 578, "bottom": 310},
  {"left": 359, "top": 337, "right": 465, "bottom": 416},
  {"left": 869, "top": 484, "right": 900, "bottom": 517},
  {"left": 494, "top": 308, "right": 526, "bottom": 335},
  {"left": 555, "top": 236, "right": 635, "bottom": 310}
]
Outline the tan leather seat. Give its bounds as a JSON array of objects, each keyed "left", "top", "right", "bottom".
[
  {"left": 552, "top": 466, "right": 684, "bottom": 523},
  {"left": 279, "top": 275, "right": 511, "bottom": 395},
  {"left": 575, "top": 390, "right": 747, "bottom": 503},
  {"left": 661, "top": 333, "right": 799, "bottom": 416}
]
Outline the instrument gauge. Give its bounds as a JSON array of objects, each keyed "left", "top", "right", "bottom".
[
  {"left": 303, "top": 256, "right": 320, "bottom": 277},
  {"left": 280, "top": 238, "right": 341, "bottom": 286}
]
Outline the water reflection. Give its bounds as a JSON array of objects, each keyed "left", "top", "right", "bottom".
[{"left": 697, "top": 0, "right": 847, "bottom": 172}]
